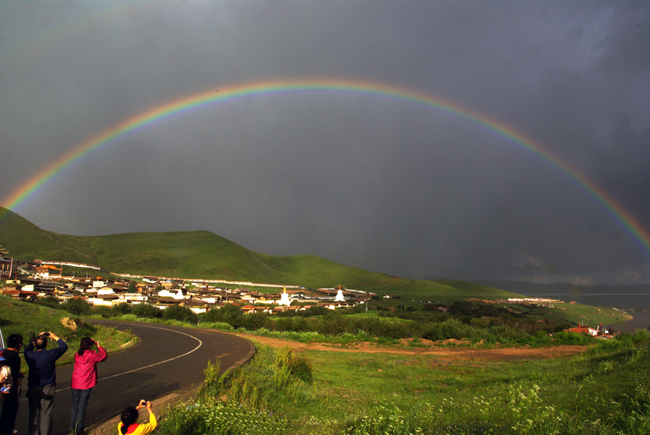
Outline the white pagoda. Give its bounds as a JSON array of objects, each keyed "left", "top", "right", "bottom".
[
  {"left": 278, "top": 286, "right": 292, "bottom": 306},
  {"left": 334, "top": 284, "right": 346, "bottom": 302}
]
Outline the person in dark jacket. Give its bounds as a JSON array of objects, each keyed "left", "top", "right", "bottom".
[
  {"left": 69, "top": 337, "right": 107, "bottom": 435},
  {"left": 0, "top": 333, "right": 23, "bottom": 435},
  {"left": 24, "top": 332, "right": 68, "bottom": 435}
]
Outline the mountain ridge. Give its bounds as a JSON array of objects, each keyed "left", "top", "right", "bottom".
[{"left": 0, "top": 206, "right": 516, "bottom": 298}]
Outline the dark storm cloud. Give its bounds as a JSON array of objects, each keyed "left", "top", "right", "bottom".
[{"left": 1, "top": 0, "right": 649, "bottom": 285}]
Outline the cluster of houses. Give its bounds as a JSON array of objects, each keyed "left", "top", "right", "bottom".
[
  {"left": 567, "top": 322, "right": 616, "bottom": 339},
  {"left": 0, "top": 258, "right": 373, "bottom": 314},
  {"left": 0, "top": 257, "right": 623, "bottom": 338}
]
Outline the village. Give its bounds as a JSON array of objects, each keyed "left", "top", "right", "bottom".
[
  {"left": 0, "top": 257, "right": 375, "bottom": 314},
  {"left": 0, "top": 256, "right": 622, "bottom": 338}
]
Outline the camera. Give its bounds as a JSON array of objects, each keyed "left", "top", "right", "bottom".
[{"left": 29, "top": 332, "right": 49, "bottom": 343}]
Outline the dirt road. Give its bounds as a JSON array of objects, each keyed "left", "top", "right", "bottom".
[{"left": 236, "top": 334, "right": 587, "bottom": 361}]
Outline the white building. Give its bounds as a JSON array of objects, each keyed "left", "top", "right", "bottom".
[{"left": 158, "top": 289, "right": 185, "bottom": 300}]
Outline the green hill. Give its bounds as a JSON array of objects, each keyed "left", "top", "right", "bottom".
[{"left": 0, "top": 206, "right": 516, "bottom": 299}]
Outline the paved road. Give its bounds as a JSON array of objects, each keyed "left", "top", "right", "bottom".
[{"left": 15, "top": 321, "right": 255, "bottom": 435}]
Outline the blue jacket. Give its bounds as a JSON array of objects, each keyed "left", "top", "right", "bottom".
[{"left": 24, "top": 339, "right": 68, "bottom": 387}]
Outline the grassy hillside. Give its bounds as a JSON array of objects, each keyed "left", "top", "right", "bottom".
[
  {"left": 0, "top": 207, "right": 100, "bottom": 265},
  {"left": 0, "top": 296, "right": 135, "bottom": 370},
  {"left": 0, "top": 206, "right": 515, "bottom": 299}
]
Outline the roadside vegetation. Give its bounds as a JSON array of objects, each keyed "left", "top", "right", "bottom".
[
  {"left": 41, "top": 297, "right": 606, "bottom": 348},
  {"left": 17, "top": 289, "right": 610, "bottom": 356}
]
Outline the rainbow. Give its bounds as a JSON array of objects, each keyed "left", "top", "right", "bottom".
[{"left": 2, "top": 78, "right": 650, "bottom": 258}]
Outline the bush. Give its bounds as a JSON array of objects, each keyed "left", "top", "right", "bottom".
[
  {"left": 163, "top": 305, "right": 199, "bottom": 324},
  {"left": 33, "top": 296, "right": 62, "bottom": 310},
  {"left": 314, "top": 314, "right": 351, "bottom": 336},
  {"left": 92, "top": 306, "right": 114, "bottom": 318},
  {"left": 61, "top": 298, "right": 92, "bottom": 316},
  {"left": 553, "top": 331, "right": 593, "bottom": 346},
  {"left": 274, "top": 347, "right": 313, "bottom": 383},
  {"left": 132, "top": 303, "right": 163, "bottom": 319},
  {"left": 242, "top": 312, "right": 271, "bottom": 330},
  {"left": 200, "top": 305, "right": 244, "bottom": 328},
  {"left": 111, "top": 303, "right": 132, "bottom": 316},
  {"left": 297, "top": 306, "right": 330, "bottom": 316}
]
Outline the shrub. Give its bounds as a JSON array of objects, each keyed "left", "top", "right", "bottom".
[
  {"left": 92, "top": 306, "right": 114, "bottom": 318},
  {"left": 242, "top": 312, "right": 271, "bottom": 330},
  {"left": 61, "top": 298, "right": 92, "bottom": 316},
  {"left": 163, "top": 305, "right": 198, "bottom": 324},
  {"left": 132, "top": 303, "right": 163, "bottom": 319},
  {"left": 200, "top": 304, "right": 244, "bottom": 328},
  {"left": 33, "top": 296, "right": 62, "bottom": 310},
  {"left": 297, "top": 306, "right": 330, "bottom": 316},
  {"left": 274, "top": 347, "right": 313, "bottom": 384},
  {"left": 111, "top": 303, "right": 132, "bottom": 316},
  {"left": 553, "top": 331, "right": 592, "bottom": 346}
]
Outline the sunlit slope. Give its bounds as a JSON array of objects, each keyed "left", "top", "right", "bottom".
[
  {"left": 0, "top": 207, "right": 516, "bottom": 298},
  {"left": 0, "top": 206, "right": 101, "bottom": 265},
  {"left": 91, "top": 231, "right": 379, "bottom": 288},
  {"left": 433, "top": 279, "right": 520, "bottom": 300}
]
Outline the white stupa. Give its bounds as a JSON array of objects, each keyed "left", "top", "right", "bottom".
[
  {"left": 278, "top": 286, "right": 292, "bottom": 306},
  {"left": 334, "top": 285, "right": 346, "bottom": 302}
]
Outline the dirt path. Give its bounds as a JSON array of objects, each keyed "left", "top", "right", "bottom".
[{"left": 235, "top": 334, "right": 587, "bottom": 361}]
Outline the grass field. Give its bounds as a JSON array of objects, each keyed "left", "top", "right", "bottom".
[{"left": 159, "top": 331, "right": 650, "bottom": 434}]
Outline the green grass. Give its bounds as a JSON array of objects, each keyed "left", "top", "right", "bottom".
[
  {"left": 545, "top": 303, "right": 630, "bottom": 326},
  {"left": 0, "top": 296, "right": 136, "bottom": 374},
  {"left": 159, "top": 330, "right": 650, "bottom": 434}
]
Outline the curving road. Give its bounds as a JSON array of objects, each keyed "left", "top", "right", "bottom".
[{"left": 15, "top": 321, "right": 255, "bottom": 435}]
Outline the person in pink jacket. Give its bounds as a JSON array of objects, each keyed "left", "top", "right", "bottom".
[{"left": 69, "top": 337, "right": 107, "bottom": 435}]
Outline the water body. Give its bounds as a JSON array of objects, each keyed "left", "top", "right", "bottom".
[
  {"left": 480, "top": 281, "right": 650, "bottom": 310},
  {"left": 606, "top": 311, "right": 650, "bottom": 334},
  {"left": 477, "top": 280, "right": 650, "bottom": 332}
]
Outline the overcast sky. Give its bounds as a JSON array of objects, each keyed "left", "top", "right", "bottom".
[{"left": 1, "top": 1, "right": 649, "bottom": 285}]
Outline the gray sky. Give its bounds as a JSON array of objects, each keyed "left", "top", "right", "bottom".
[{"left": 1, "top": 0, "right": 649, "bottom": 285}]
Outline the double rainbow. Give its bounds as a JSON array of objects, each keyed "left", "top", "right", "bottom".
[{"left": 2, "top": 78, "right": 649, "bottom": 258}]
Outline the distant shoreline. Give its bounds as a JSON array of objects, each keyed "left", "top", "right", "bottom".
[{"left": 606, "top": 312, "right": 650, "bottom": 333}]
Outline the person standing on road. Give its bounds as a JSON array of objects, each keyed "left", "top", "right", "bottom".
[
  {"left": 118, "top": 400, "right": 157, "bottom": 435},
  {"left": 69, "top": 337, "right": 107, "bottom": 435},
  {"left": 24, "top": 332, "right": 68, "bottom": 435},
  {"left": 0, "top": 333, "right": 24, "bottom": 435}
]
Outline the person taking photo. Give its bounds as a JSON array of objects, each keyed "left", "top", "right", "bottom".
[
  {"left": 24, "top": 332, "right": 68, "bottom": 435},
  {"left": 118, "top": 400, "right": 156, "bottom": 435},
  {"left": 70, "top": 337, "right": 107, "bottom": 435}
]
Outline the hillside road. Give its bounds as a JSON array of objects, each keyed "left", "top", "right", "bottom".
[{"left": 15, "top": 321, "right": 254, "bottom": 435}]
